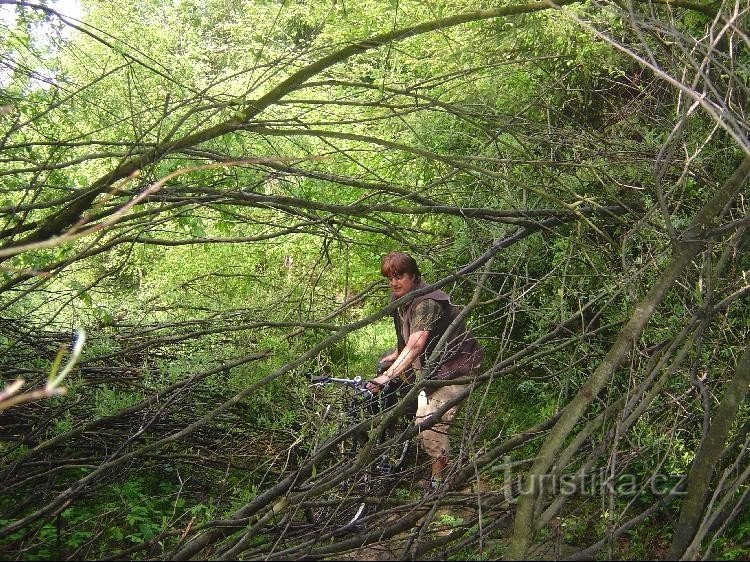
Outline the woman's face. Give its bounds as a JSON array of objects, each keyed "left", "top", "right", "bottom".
[{"left": 388, "top": 272, "right": 417, "bottom": 298}]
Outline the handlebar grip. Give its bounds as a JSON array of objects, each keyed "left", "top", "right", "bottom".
[{"left": 310, "top": 375, "right": 331, "bottom": 384}]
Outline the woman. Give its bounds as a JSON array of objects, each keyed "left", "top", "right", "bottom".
[{"left": 367, "top": 252, "right": 483, "bottom": 492}]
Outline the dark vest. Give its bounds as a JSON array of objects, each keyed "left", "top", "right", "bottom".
[{"left": 392, "top": 281, "right": 482, "bottom": 381}]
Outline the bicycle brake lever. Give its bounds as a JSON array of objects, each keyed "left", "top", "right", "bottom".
[{"left": 353, "top": 376, "right": 374, "bottom": 396}]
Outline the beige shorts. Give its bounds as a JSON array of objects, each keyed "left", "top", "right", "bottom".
[{"left": 414, "top": 384, "right": 467, "bottom": 459}]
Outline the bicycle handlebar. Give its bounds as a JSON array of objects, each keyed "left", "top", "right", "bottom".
[{"left": 309, "top": 375, "right": 373, "bottom": 397}]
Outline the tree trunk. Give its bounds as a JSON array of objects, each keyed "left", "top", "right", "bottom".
[{"left": 667, "top": 340, "right": 750, "bottom": 559}]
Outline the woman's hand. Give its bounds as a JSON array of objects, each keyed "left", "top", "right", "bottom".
[{"left": 366, "top": 373, "right": 391, "bottom": 394}]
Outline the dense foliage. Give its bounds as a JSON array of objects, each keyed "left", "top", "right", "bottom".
[{"left": 0, "top": 0, "right": 748, "bottom": 560}]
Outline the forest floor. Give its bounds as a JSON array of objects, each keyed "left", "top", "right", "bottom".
[{"left": 336, "top": 475, "right": 582, "bottom": 561}]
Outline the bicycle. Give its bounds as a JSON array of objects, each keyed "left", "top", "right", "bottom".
[
  {"left": 296, "top": 374, "right": 417, "bottom": 530},
  {"left": 309, "top": 375, "right": 414, "bottom": 475}
]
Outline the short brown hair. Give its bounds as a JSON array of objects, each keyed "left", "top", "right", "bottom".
[{"left": 381, "top": 252, "right": 421, "bottom": 279}]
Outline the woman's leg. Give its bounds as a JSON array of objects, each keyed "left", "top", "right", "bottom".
[{"left": 415, "top": 384, "right": 466, "bottom": 484}]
